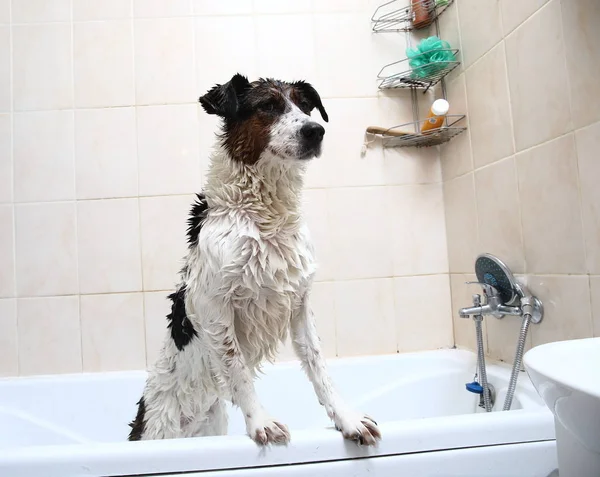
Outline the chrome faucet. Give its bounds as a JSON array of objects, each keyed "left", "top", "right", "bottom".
[{"left": 458, "top": 254, "right": 544, "bottom": 412}]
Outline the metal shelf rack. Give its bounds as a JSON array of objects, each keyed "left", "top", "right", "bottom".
[
  {"left": 367, "top": 0, "right": 466, "bottom": 149},
  {"left": 371, "top": 0, "right": 455, "bottom": 33}
]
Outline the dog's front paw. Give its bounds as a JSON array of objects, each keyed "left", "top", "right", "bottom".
[
  {"left": 335, "top": 412, "right": 381, "bottom": 446},
  {"left": 246, "top": 415, "right": 290, "bottom": 446}
]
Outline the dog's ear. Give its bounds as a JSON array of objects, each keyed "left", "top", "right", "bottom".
[
  {"left": 199, "top": 73, "right": 250, "bottom": 119},
  {"left": 293, "top": 81, "right": 329, "bottom": 122}
]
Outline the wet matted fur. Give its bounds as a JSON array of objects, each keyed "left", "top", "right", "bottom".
[{"left": 129, "top": 74, "right": 381, "bottom": 446}]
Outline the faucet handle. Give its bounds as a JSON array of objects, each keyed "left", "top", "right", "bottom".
[{"left": 465, "top": 281, "right": 500, "bottom": 298}]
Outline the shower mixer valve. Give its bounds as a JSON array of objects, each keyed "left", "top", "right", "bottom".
[{"left": 457, "top": 254, "right": 544, "bottom": 412}]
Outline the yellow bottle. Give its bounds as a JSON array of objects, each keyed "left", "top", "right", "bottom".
[{"left": 421, "top": 99, "right": 449, "bottom": 133}]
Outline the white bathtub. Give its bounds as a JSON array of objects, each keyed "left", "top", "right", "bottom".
[{"left": 0, "top": 349, "right": 557, "bottom": 477}]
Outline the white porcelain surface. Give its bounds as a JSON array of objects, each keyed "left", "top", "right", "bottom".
[
  {"left": 524, "top": 337, "right": 600, "bottom": 475},
  {"left": 73, "top": 0, "right": 131, "bottom": 20},
  {"left": 11, "top": 0, "right": 70, "bottom": 23},
  {"left": 0, "top": 298, "right": 17, "bottom": 376}
]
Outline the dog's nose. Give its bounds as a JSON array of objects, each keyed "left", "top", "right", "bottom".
[{"left": 300, "top": 122, "right": 325, "bottom": 143}]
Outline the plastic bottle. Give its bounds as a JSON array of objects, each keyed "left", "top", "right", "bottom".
[{"left": 421, "top": 99, "right": 449, "bottom": 133}]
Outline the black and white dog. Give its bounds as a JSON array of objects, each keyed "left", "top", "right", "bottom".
[{"left": 129, "top": 74, "right": 381, "bottom": 446}]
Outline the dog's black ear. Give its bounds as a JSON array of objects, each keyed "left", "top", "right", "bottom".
[
  {"left": 199, "top": 73, "right": 250, "bottom": 119},
  {"left": 293, "top": 81, "right": 329, "bottom": 122}
]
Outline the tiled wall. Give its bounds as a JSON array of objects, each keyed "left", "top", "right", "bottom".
[
  {"left": 441, "top": 0, "right": 600, "bottom": 362},
  {"left": 0, "top": 0, "right": 453, "bottom": 376}
]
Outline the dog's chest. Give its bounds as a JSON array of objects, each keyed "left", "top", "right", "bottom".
[{"left": 227, "top": 227, "right": 316, "bottom": 363}]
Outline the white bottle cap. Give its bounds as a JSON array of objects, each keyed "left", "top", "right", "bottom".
[{"left": 431, "top": 99, "right": 449, "bottom": 116}]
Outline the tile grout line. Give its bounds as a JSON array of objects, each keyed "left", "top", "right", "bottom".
[
  {"left": 130, "top": 0, "right": 148, "bottom": 366},
  {"left": 69, "top": 0, "right": 84, "bottom": 374},
  {"left": 8, "top": 0, "right": 19, "bottom": 375}
]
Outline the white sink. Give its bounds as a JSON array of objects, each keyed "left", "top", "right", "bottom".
[{"left": 524, "top": 337, "right": 600, "bottom": 477}]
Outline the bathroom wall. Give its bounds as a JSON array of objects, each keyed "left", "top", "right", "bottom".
[
  {"left": 0, "top": 0, "right": 452, "bottom": 376},
  {"left": 441, "top": 0, "right": 600, "bottom": 362}
]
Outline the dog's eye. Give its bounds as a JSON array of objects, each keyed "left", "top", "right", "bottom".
[
  {"left": 299, "top": 100, "right": 312, "bottom": 114},
  {"left": 259, "top": 101, "right": 277, "bottom": 113}
]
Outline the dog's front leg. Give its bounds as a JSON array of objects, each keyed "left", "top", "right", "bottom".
[
  {"left": 201, "top": 299, "right": 290, "bottom": 445},
  {"left": 291, "top": 294, "right": 381, "bottom": 446}
]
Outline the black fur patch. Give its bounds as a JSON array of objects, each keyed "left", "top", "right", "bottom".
[
  {"left": 187, "top": 193, "right": 208, "bottom": 248},
  {"left": 167, "top": 285, "right": 197, "bottom": 351},
  {"left": 128, "top": 397, "right": 146, "bottom": 441}
]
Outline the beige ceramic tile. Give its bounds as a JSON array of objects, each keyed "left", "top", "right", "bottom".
[
  {"left": 12, "top": 24, "right": 73, "bottom": 111},
  {"left": 15, "top": 203, "right": 78, "bottom": 297},
  {"left": 310, "top": 281, "right": 337, "bottom": 358},
  {"left": 134, "top": 18, "right": 195, "bottom": 104},
  {"left": 134, "top": 0, "right": 191, "bottom": 17},
  {"left": 194, "top": 17, "right": 256, "bottom": 96},
  {"left": 505, "top": 0, "right": 571, "bottom": 151},
  {"left": 73, "top": 0, "right": 132, "bottom": 20},
  {"left": 437, "top": 0, "right": 462, "bottom": 78},
  {"left": 334, "top": 278, "right": 396, "bottom": 357},
  {"left": 137, "top": 104, "right": 201, "bottom": 196},
  {"left": 450, "top": 273, "right": 482, "bottom": 351},
  {"left": 475, "top": 157, "right": 525, "bottom": 273},
  {"left": 328, "top": 187, "right": 393, "bottom": 280},
  {"left": 143, "top": 291, "right": 169, "bottom": 367},
  {"left": 74, "top": 21, "right": 135, "bottom": 108},
  {"left": 77, "top": 199, "right": 142, "bottom": 294},
  {"left": 485, "top": 313, "right": 532, "bottom": 364},
  {"left": 0, "top": 26, "right": 8, "bottom": 113},
  {"left": 140, "top": 195, "right": 193, "bottom": 291},
  {"left": 0, "top": 299, "right": 17, "bottom": 376},
  {"left": 457, "top": 0, "right": 503, "bottom": 68},
  {"left": 395, "top": 275, "right": 453, "bottom": 353},
  {"left": 18, "top": 296, "right": 82, "bottom": 376},
  {"left": 500, "top": 0, "right": 549, "bottom": 34},
  {"left": 516, "top": 134, "right": 586, "bottom": 274},
  {"left": 561, "top": 0, "right": 600, "bottom": 129},
  {"left": 0, "top": 0, "right": 9, "bottom": 23},
  {"left": 13, "top": 110, "right": 75, "bottom": 202},
  {"left": 0, "top": 115, "right": 10, "bottom": 202},
  {"left": 75, "top": 108, "right": 138, "bottom": 200},
  {"left": 255, "top": 15, "right": 315, "bottom": 82},
  {"left": 11, "top": 0, "right": 70, "bottom": 23},
  {"left": 528, "top": 275, "right": 593, "bottom": 347},
  {"left": 591, "top": 277, "right": 600, "bottom": 337},
  {"left": 302, "top": 189, "right": 334, "bottom": 282},
  {"left": 81, "top": 293, "right": 146, "bottom": 372},
  {"left": 0, "top": 205, "right": 14, "bottom": 298},
  {"left": 444, "top": 173, "right": 478, "bottom": 274},
  {"left": 281, "top": 281, "right": 337, "bottom": 361},
  {"left": 194, "top": 0, "right": 252, "bottom": 14},
  {"left": 314, "top": 13, "right": 378, "bottom": 98},
  {"left": 466, "top": 43, "right": 514, "bottom": 168},
  {"left": 440, "top": 75, "right": 473, "bottom": 181},
  {"left": 253, "top": 0, "right": 311, "bottom": 13},
  {"left": 390, "top": 184, "right": 448, "bottom": 276},
  {"left": 576, "top": 121, "right": 600, "bottom": 274}
]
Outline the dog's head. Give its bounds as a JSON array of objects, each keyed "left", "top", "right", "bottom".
[{"left": 199, "top": 74, "right": 328, "bottom": 165}]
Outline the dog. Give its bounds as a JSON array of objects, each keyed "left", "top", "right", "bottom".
[{"left": 128, "top": 74, "right": 381, "bottom": 446}]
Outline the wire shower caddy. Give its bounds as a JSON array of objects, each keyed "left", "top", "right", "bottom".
[{"left": 367, "top": 0, "right": 466, "bottom": 148}]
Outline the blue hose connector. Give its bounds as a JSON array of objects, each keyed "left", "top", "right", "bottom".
[{"left": 466, "top": 381, "right": 484, "bottom": 394}]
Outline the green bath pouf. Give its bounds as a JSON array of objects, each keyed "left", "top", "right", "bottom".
[{"left": 406, "top": 36, "right": 456, "bottom": 79}]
